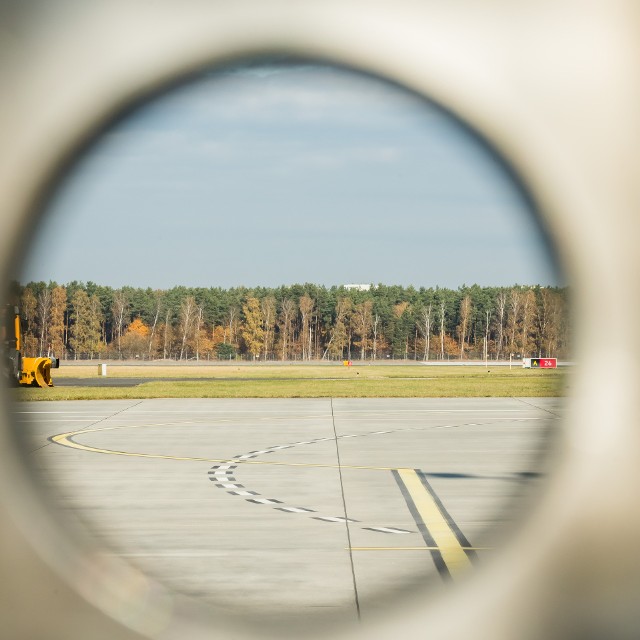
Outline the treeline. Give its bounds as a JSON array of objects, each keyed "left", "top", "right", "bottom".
[{"left": 15, "top": 281, "right": 569, "bottom": 362}]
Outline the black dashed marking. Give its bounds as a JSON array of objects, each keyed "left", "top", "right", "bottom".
[{"left": 207, "top": 423, "right": 493, "bottom": 534}]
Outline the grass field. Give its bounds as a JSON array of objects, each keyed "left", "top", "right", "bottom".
[{"left": 13, "top": 364, "right": 566, "bottom": 401}]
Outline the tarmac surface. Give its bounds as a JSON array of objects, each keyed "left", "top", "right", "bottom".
[{"left": 15, "top": 397, "right": 560, "bottom": 628}]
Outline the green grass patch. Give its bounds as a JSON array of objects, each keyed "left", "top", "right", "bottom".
[{"left": 13, "top": 365, "right": 566, "bottom": 400}]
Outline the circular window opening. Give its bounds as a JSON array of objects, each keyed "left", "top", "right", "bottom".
[{"left": 6, "top": 60, "right": 568, "bottom": 634}]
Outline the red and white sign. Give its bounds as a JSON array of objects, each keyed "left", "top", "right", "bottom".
[{"left": 524, "top": 358, "right": 557, "bottom": 369}]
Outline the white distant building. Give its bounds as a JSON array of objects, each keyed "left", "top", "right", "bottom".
[{"left": 344, "top": 284, "right": 372, "bottom": 291}]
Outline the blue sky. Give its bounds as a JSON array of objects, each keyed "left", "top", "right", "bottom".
[{"left": 23, "top": 63, "right": 560, "bottom": 289}]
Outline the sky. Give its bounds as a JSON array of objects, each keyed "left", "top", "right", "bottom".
[{"left": 22, "top": 63, "right": 560, "bottom": 289}]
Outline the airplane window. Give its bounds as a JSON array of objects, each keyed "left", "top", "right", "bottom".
[{"left": 8, "top": 61, "right": 567, "bottom": 630}]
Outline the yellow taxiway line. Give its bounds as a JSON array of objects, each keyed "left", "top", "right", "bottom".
[
  {"left": 50, "top": 423, "right": 398, "bottom": 472},
  {"left": 395, "top": 468, "right": 474, "bottom": 577}
]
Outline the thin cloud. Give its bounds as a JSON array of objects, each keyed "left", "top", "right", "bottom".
[
  {"left": 23, "top": 63, "right": 558, "bottom": 289},
  {"left": 158, "top": 64, "right": 433, "bottom": 127}
]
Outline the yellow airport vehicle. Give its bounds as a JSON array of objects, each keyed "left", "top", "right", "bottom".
[{"left": 1, "top": 304, "right": 59, "bottom": 387}]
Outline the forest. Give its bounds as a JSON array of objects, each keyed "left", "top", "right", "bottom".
[{"left": 14, "top": 281, "right": 569, "bottom": 362}]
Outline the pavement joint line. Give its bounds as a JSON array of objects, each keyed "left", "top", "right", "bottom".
[
  {"left": 35, "top": 400, "right": 144, "bottom": 454},
  {"left": 512, "top": 397, "right": 564, "bottom": 418},
  {"left": 330, "top": 397, "right": 361, "bottom": 621},
  {"left": 48, "top": 420, "right": 198, "bottom": 438}
]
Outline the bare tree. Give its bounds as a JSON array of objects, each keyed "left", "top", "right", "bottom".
[
  {"left": 539, "top": 288, "right": 564, "bottom": 357},
  {"left": 148, "top": 291, "right": 163, "bottom": 359},
  {"left": 507, "top": 288, "right": 523, "bottom": 355},
  {"left": 495, "top": 290, "right": 507, "bottom": 360},
  {"left": 178, "top": 296, "right": 197, "bottom": 360},
  {"left": 352, "top": 300, "right": 373, "bottom": 360},
  {"left": 324, "top": 297, "right": 351, "bottom": 360},
  {"left": 111, "top": 290, "right": 129, "bottom": 358},
  {"left": 226, "top": 306, "right": 239, "bottom": 348},
  {"left": 261, "top": 296, "right": 277, "bottom": 360},
  {"left": 372, "top": 313, "right": 380, "bottom": 360},
  {"left": 37, "top": 288, "right": 52, "bottom": 356},
  {"left": 279, "top": 298, "right": 296, "bottom": 360},
  {"left": 417, "top": 304, "right": 433, "bottom": 361},
  {"left": 483, "top": 309, "right": 492, "bottom": 363},
  {"left": 520, "top": 289, "right": 536, "bottom": 357},
  {"left": 162, "top": 307, "right": 172, "bottom": 359},
  {"left": 194, "top": 305, "right": 204, "bottom": 361},
  {"left": 438, "top": 300, "right": 446, "bottom": 360},
  {"left": 299, "top": 294, "right": 315, "bottom": 361},
  {"left": 457, "top": 295, "right": 472, "bottom": 360}
]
